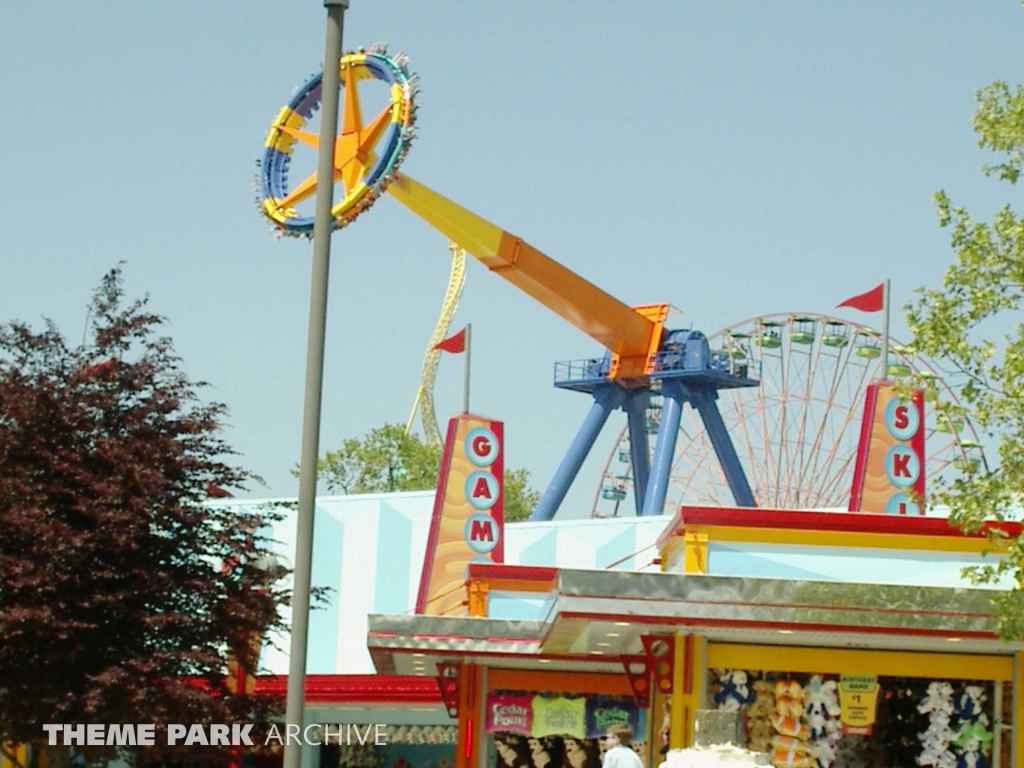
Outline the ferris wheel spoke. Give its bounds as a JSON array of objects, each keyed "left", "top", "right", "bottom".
[
  {"left": 782, "top": 342, "right": 815, "bottom": 502},
  {"left": 722, "top": 389, "right": 764, "bottom": 505},
  {"left": 800, "top": 344, "right": 855, "bottom": 485},
  {"left": 815, "top": 342, "right": 866, "bottom": 471},
  {"left": 593, "top": 312, "right": 986, "bottom": 516},
  {"left": 791, "top": 324, "right": 826, "bottom": 491},
  {"left": 592, "top": 425, "right": 631, "bottom": 516},
  {"left": 671, "top": 446, "right": 723, "bottom": 504},
  {"left": 804, "top": 359, "right": 871, "bottom": 502},
  {"left": 672, "top": 411, "right": 724, "bottom": 504},
  {"left": 757, "top": 346, "right": 783, "bottom": 506},
  {"left": 774, "top": 333, "right": 792, "bottom": 506},
  {"left": 814, "top": 451, "right": 860, "bottom": 507},
  {"left": 794, "top": 344, "right": 858, "bottom": 498}
]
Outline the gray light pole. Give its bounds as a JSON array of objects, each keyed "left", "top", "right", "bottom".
[{"left": 283, "top": 4, "right": 347, "bottom": 768}]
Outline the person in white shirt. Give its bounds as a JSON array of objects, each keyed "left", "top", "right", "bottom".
[{"left": 600, "top": 725, "right": 643, "bottom": 768}]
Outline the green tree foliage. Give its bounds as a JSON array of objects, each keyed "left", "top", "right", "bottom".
[
  {"left": 906, "top": 81, "right": 1024, "bottom": 639},
  {"left": 316, "top": 423, "right": 443, "bottom": 494},
  {"left": 502, "top": 467, "right": 542, "bottom": 524},
  {"left": 316, "top": 423, "right": 541, "bottom": 522},
  {"left": 0, "top": 269, "right": 286, "bottom": 758}
]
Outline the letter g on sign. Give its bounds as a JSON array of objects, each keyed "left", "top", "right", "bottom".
[{"left": 465, "top": 427, "right": 498, "bottom": 467}]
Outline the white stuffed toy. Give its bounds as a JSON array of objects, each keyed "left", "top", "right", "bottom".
[
  {"left": 919, "top": 682, "right": 955, "bottom": 715},
  {"left": 715, "top": 669, "right": 754, "bottom": 712},
  {"left": 803, "top": 676, "right": 841, "bottom": 768},
  {"left": 918, "top": 682, "right": 957, "bottom": 768}
]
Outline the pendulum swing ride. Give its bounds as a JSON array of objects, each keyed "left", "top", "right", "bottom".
[{"left": 257, "top": 46, "right": 780, "bottom": 519}]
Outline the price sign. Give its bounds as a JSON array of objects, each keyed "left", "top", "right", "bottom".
[{"left": 839, "top": 676, "right": 879, "bottom": 735}]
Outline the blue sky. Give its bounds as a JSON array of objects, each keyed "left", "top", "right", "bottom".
[{"left": 2, "top": 2, "right": 1021, "bottom": 516}]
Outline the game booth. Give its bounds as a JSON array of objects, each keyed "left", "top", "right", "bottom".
[
  {"left": 348, "top": 384, "right": 1024, "bottom": 768},
  {"left": 365, "top": 502, "right": 1023, "bottom": 768}
]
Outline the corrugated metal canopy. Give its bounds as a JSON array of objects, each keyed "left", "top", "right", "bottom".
[{"left": 367, "top": 569, "right": 1022, "bottom": 676}]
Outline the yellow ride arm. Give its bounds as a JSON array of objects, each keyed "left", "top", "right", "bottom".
[{"left": 386, "top": 174, "right": 666, "bottom": 377}]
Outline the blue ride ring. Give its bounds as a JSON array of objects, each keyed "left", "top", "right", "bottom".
[{"left": 258, "top": 46, "right": 418, "bottom": 238}]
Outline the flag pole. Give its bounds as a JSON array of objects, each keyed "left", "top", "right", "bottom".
[
  {"left": 463, "top": 323, "right": 471, "bottom": 413},
  {"left": 880, "top": 278, "right": 891, "bottom": 380}
]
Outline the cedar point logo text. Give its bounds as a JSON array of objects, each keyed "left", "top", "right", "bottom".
[{"left": 43, "top": 724, "right": 388, "bottom": 747}]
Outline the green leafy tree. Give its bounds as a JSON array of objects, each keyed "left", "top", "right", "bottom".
[
  {"left": 315, "top": 423, "right": 540, "bottom": 522},
  {"left": 502, "top": 467, "right": 542, "bottom": 523},
  {"left": 906, "top": 81, "right": 1024, "bottom": 639},
  {"left": 315, "top": 423, "right": 443, "bottom": 494}
]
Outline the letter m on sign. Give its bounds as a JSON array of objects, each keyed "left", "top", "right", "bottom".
[{"left": 469, "top": 518, "right": 494, "bottom": 542}]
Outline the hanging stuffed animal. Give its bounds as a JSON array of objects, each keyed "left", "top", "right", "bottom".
[
  {"left": 745, "top": 679, "right": 776, "bottom": 753},
  {"left": 775, "top": 679, "right": 806, "bottom": 719},
  {"left": 954, "top": 687, "right": 988, "bottom": 723},
  {"left": 773, "top": 714, "right": 810, "bottom": 740},
  {"left": 770, "top": 680, "right": 810, "bottom": 768},
  {"left": 770, "top": 735, "right": 814, "bottom": 768},
  {"left": 919, "top": 683, "right": 955, "bottom": 716},
  {"left": 803, "top": 675, "right": 841, "bottom": 768},
  {"left": 748, "top": 680, "right": 776, "bottom": 720},
  {"left": 715, "top": 669, "right": 755, "bottom": 712},
  {"left": 917, "top": 682, "right": 957, "bottom": 768},
  {"left": 951, "top": 686, "right": 992, "bottom": 768}
]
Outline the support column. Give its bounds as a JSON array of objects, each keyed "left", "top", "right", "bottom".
[
  {"left": 642, "top": 380, "right": 687, "bottom": 516},
  {"left": 994, "top": 681, "right": 1003, "bottom": 768},
  {"left": 669, "top": 634, "right": 686, "bottom": 749},
  {"left": 1013, "top": 652, "right": 1023, "bottom": 768},
  {"left": 623, "top": 388, "right": 652, "bottom": 512},
  {"left": 476, "top": 667, "right": 489, "bottom": 768},
  {"left": 530, "top": 384, "right": 627, "bottom": 520},
  {"left": 669, "top": 633, "right": 704, "bottom": 749},
  {"left": 687, "top": 636, "right": 707, "bottom": 745},
  {"left": 689, "top": 388, "right": 756, "bottom": 507},
  {"left": 456, "top": 663, "right": 481, "bottom": 768}
]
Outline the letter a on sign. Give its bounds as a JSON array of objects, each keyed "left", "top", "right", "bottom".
[
  {"left": 416, "top": 414, "right": 505, "bottom": 616},
  {"left": 472, "top": 476, "right": 492, "bottom": 499}
]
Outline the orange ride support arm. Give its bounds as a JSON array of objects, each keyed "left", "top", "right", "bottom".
[{"left": 386, "top": 174, "right": 664, "bottom": 372}]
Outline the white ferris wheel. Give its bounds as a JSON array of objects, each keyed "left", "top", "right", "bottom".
[{"left": 591, "top": 313, "right": 986, "bottom": 516}]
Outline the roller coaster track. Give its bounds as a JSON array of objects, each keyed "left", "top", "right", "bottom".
[{"left": 405, "top": 242, "right": 466, "bottom": 447}]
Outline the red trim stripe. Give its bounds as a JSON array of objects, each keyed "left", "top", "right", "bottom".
[
  {"left": 466, "top": 563, "right": 559, "bottom": 582},
  {"left": 253, "top": 674, "right": 443, "bottom": 704},
  {"left": 658, "top": 505, "right": 1021, "bottom": 541},
  {"left": 848, "top": 381, "right": 880, "bottom": 511}
]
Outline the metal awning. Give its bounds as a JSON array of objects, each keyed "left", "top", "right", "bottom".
[{"left": 368, "top": 568, "right": 1022, "bottom": 677}]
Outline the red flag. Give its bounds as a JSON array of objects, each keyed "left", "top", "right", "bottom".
[
  {"left": 837, "top": 283, "right": 884, "bottom": 312},
  {"left": 433, "top": 327, "right": 466, "bottom": 354}
]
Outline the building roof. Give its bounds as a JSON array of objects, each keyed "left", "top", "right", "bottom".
[{"left": 368, "top": 565, "right": 1023, "bottom": 680}]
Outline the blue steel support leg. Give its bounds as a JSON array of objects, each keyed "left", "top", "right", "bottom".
[
  {"left": 690, "top": 388, "right": 756, "bottom": 507},
  {"left": 640, "top": 380, "right": 687, "bottom": 516},
  {"left": 530, "top": 384, "right": 628, "bottom": 521},
  {"left": 623, "top": 388, "right": 652, "bottom": 514}
]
